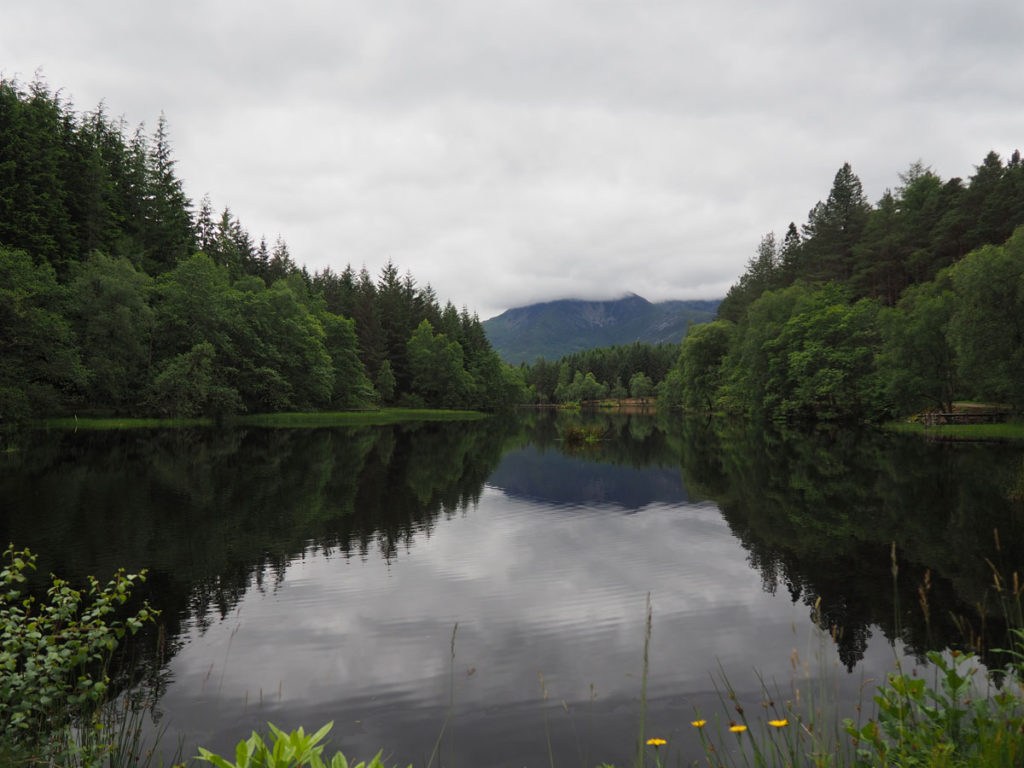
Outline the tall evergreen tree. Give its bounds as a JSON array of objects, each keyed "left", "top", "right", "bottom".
[
  {"left": 141, "top": 113, "right": 193, "bottom": 272},
  {"left": 0, "top": 79, "right": 75, "bottom": 271},
  {"left": 799, "top": 163, "right": 870, "bottom": 282}
]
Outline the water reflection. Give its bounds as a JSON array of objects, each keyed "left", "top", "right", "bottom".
[
  {"left": 673, "top": 417, "right": 1024, "bottom": 669},
  {"left": 154, "top": 475, "right": 813, "bottom": 766},
  {"left": 1, "top": 412, "right": 1022, "bottom": 765}
]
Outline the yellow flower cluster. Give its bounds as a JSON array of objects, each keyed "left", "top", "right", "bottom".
[{"left": 689, "top": 718, "right": 789, "bottom": 729}]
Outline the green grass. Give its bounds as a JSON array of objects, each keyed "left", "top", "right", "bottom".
[
  {"left": 886, "top": 420, "right": 1024, "bottom": 441},
  {"left": 233, "top": 409, "right": 487, "bottom": 427},
  {"left": 36, "top": 409, "right": 488, "bottom": 431},
  {"left": 38, "top": 416, "right": 213, "bottom": 430}
]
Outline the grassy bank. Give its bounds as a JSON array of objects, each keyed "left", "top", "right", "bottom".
[
  {"left": 233, "top": 409, "right": 487, "bottom": 427},
  {"left": 886, "top": 420, "right": 1024, "bottom": 441},
  {"left": 35, "top": 409, "right": 488, "bottom": 431}
]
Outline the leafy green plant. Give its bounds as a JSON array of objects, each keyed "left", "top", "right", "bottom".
[
  {"left": 843, "top": 649, "right": 1024, "bottom": 767},
  {"left": 0, "top": 545, "right": 157, "bottom": 757},
  {"left": 195, "top": 721, "right": 405, "bottom": 768}
]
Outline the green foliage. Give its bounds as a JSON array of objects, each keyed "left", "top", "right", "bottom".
[
  {"left": 0, "top": 246, "right": 86, "bottom": 425},
  {"left": 798, "top": 162, "right": 872, "bottom": 284},
  {"left": 146, "top": 341, "right": 238, "bottom": 417},
  {"left": 0, "top": 77, "right": 507, "bottom": 419},
  {"left": 718, "top": 232, "right": 782, "bottom": 322},
  {"left": 843, "top": 650, "right": 1024, "bottom": 767},
  {"left": 67, "top": 252, "right": 154, "bottom": 412},
  {"left": 676, "top": 320, "right": 733, "bottom": 411},
  {"left": 717, "top": 283, "right": 808, "bottom": 416},
  {"left": 0, "top": 545, "right": 156, "bottom": 754},
  {"left": 195, "top": 721, "right": 405, "bottom": 768},
  {"left": 773, "top": 287, "right": 882, "bottom": 421},
  {"left": 524, "top": 342, "right": 680, "bottom": 404},
  {"left": 374, "top": 359, "right": 397, "bottom": 404},
  {"left": 945, "top": 228, "right": 1024, "bottom": 408},
  {"left": 406, "top": 319, "right": 474, "bottom": 408},
  {"left": 717, "top": 283, "right": 885, "bottom": 421},
  {"left": 628, "top": 371, "right": 654, "bottom": 400},
  {"left": 714, "top": 151, "right": 1024, "bottom": 423},
  {"left": 877, "top": 277, "right": 957, "bottom": 414},
  {"left": 553, "top": 370, "right": 609, "bottom": 403}
]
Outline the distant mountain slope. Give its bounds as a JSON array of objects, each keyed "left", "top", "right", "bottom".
[{"left": 482, "top": 293, "right": 721, "bottom": 364}]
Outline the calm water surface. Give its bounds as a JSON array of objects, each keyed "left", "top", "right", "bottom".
[{"left": 2, "top": 413, "right": 1022, "bottom": 766}]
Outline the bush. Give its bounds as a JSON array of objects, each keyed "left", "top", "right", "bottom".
[{"left": 0, "top": 545, "right": 156, "bottom": 755}]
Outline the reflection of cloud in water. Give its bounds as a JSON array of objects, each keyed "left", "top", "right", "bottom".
[{"left": 159, "top": 484, "right": 897, "bottom": 766}]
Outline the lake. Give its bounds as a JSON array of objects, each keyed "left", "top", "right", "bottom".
[{"left": 2, "top": 411, "right": 1022, "bottom": 766}]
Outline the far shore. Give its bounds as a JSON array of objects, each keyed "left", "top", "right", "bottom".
[{"left": 34, "top": 409, "right": 489, "bottom": 431}]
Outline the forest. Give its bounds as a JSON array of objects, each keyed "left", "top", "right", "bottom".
[
  {"left": 5, "top": 75, "right": 1024, "bottom": 427},
  {"left": 0, "top": 77, "right": 527, "bottom": 426},
  {"left": 509, "top": 155, "right": 1024, "bottom": 417},
  {"left": 519, "top": 341, "right": 680, "bottom": 404},
  {"left": 659, "top": 154, "right": 1024, "bottom": 421}
]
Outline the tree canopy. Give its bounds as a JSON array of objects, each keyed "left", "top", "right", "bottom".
[
  {"left": 0, "top": 77, "right": 525, "bottom": 426},
  {"left": 665, "top": 154, "right": 1024, "bottom": 422}
]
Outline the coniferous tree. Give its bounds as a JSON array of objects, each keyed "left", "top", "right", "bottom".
[
  {"left": 266, "top": 236, "right": 295, "bottom": 283},
  {"left": 141, "top": 113, "right": 193, "bottom": 273},
  {"left": 352, "top": 267, "right": 386, "bottom": 380},
  {"left": 0, "top": 79, "right": 74, "bottom": 272},
  {"left": 194, "top": 194, "right": 216, "bottom": 253},
  {"left": 799, "top": 163, "right": 871, "bottom": 283}
]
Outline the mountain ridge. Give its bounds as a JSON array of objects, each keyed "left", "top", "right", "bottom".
[{"left": 482, "top": 293, "right": 721, "bottom": 364}]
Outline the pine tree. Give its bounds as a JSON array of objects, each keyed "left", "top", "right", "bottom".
[
  {"left": 800, "top": 163, "right": 870, "bottom": 283},
  {"left": 142, "top": 114, "right": 193, "bottom": 272},
  {"left": 194, "top": 194, "right": 216, "bottom": 253}
]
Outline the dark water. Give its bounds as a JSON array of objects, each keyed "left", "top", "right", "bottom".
[{"left": 2, "top": 412, "right": 1022, "bottom": 766}]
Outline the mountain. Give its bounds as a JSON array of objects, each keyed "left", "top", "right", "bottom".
[{"left": 482, "top": 293, "right": 721, "bottom": 364}]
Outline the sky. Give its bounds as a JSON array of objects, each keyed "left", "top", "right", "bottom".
[{"left": 4, "top": 1, "right": 1023, "bottom": 320}]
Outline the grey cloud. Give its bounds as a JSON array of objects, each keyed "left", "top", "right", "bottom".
[{"left": 3, "top": 0, "right": 1023, "bottom": 318}]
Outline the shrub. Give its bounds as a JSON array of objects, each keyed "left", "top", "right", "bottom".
[{"left": 0, "top": 545, "right": 156, "bottom": 755}]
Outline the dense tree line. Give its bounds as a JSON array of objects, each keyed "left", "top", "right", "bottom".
[
  {"left": 520, "top": 341, "right": 678, "bottom": 404},
  {"left": 661, "top": 153, "right": 1024, "bottom": 421},
  {"left": 0, "top": 77, "right": 525, "bottom": 425}
]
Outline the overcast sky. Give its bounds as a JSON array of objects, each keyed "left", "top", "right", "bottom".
[{"left": 4, "top": 1, "right": 1023, "bottom": 319}]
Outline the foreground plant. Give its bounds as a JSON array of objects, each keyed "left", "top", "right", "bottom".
[
  {"left": 844, "top": 650, "right": 1024, "bottom": 767},
  {"left": 195, "top": 721, "right": 405, "bottom": 768},
  {"left": 0, "top": 545, "right": 157, "bottom": 763}
]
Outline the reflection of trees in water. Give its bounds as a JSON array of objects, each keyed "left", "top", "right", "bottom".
[
  {"left": 517, "top": 408, "right": 682, "bottom": 469},
  {"left": 514, "top": 409, "right": 1024, "bottom": 668},
  {"left": 0, "top": 420, "right": 514, "bottom": 670},
  {"left": 4, "top": 414, "right": 1023, "bottom": 698},
  {"left": 674, "top": 416, "right": 1024, "bottom": 669}
]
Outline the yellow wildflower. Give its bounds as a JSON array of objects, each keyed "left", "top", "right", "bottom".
[
  {"left": 691, "top": 719, "right": 707, "bottom": 728},
  {"left": 646, "top": 738, "right": 667, "bottom": 746},
  {"left": 729, "top": 724, "right": 747, "bottom": 733},
  {"left": 769, "top": 719, "right": 789, "bottom": 727}
]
